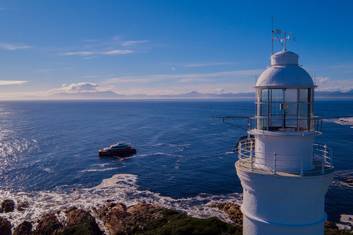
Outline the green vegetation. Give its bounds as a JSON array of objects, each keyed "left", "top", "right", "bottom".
[{"left": 135, "top": 209, "right": 241, "bottom": 235}]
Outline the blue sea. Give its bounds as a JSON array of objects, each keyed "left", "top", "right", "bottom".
[{"left": 0, "top": 100, "right": 352, "bottom": 224}]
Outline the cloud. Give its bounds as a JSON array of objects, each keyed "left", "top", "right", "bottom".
[
  {"left": 121, "top": 40, "right": 148, "bottom": 47},
  {"left": 184, "top": 62, "right": 236, "bottom": 68},
  {"left": 0, "top": 80, "right": 27, "bottom": 85},
  {"left": 106, "top": 69, "right": 261, "bottom": 85},
  {"left": 101, "top": 49, "right": 133, "bottom": 55},
  {"left": 49, "top": 82, "right": 99, "bottom": 94},
  {"left": 0, "top": 42, "right": 31, "bottom": 51},
  {"left": 314, "top": 76, "right": 353, "bottom": 92},
  {"left": 61, "top": 49, "right": 133, "bottom": 57},
  {"left": 101, "top": 69, "right": 261, "bottom": 95},
  {"left": 60, "top": 37, "right": 147, "bottom": 57}
]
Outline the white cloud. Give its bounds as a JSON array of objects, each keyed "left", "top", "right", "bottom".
[
  {"left": 184, "top": 62, "right": 236, "bottom": 68},
  {"left": 62, "top": 51, "right": 96, "bottom": 56},
  {"left": 102, "top": 49, "right": 133, "bottom": 55},
  {"left": 106, "top": 69, "right": 261, "bottom": 85},
  {"left": 0, "top": 80, "right": 27, "bottom": 85},
  {"left": 314, "top": 76, "right": 353, "bottom": 92},
  {"left": 49, "top": 82, "right": 99, "bottom": 94},
  {"left": 61, "top": 49, "right": 133, "bottom": 57},
  {"left": 0, "top": 42, "right": 31, "bottom": 51},
  {"left": 100, "top": 69, "right": 260, "bottom": 95},
  {"left": 121, "top": 40, "right": 148, "bottom": 47}
]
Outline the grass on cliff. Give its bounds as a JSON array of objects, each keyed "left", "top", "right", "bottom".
[{"left": 135, "top": 209, "right": 241, "bottom": 235}]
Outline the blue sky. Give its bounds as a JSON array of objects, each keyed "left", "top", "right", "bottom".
[{"left": 0, "top": 0, "right": 352, "bottom": 99}]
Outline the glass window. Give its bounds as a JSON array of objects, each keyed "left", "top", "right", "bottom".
[
  {"left": 299, "top": 89, "right": 308, "bottom": 102},
  {"left": 261, "top": 89, "right": 268, "bottom": 103},
  {"left": 256, "top": 87, "right": 315, "bottom": 131},
  {"left": 285, "top": 89, "right": 297, "bottom": 102},
  {"left": 271, "top": 89, "right": 283, "bottom": 102}
]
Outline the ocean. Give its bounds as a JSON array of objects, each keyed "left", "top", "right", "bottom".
[{"left": 0, "top": 100, "right": 352, "bottom": 226}]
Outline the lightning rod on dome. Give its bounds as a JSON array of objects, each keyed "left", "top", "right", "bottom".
[{"left": 271, "top": 18, "right": 293, "bottom": 53}]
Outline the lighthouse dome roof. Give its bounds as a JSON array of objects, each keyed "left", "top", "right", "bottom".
[{"left": 256, "top": 50, "right": 314, "bottom": 88}]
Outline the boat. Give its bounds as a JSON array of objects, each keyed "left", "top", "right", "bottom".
[{"left": 99, "top": 143, "right": 136, "bottom": 158}]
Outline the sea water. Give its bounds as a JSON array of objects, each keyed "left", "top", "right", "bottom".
[{"left": 0, "top": 100, "right": 352, "bottom": 226}]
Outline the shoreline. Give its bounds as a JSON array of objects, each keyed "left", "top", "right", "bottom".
[
  {"left": 0, "top": 199, "right": 350, "bottom": 235},
  {"left": 0, "top": 173, "right": 353, "bottom": 234}
]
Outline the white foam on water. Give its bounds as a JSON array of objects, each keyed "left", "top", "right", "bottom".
[
  {"left": 337, "top": 214, "right": 353, "bottom": 231},
  {"left": 0, "top": 174, "right": 242, "bottom": 230},
  {"left": 324, "top": 117, "right": 353, "bottom": 127},
  {"left": 0, "top": 126, "right": 39, "bottom": 160},
  {"left": 80, "top": 167, "right": 122, "bottom": 173}
]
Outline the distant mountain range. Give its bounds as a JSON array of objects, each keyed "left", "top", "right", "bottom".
[
  {"left": 50, "top": 89, "right": 353, "bottom": 100},
  {"left": 50, "top": 91, "right": 124, "bottom": 99}
]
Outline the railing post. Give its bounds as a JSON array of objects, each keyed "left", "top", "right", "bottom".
[
  {"left": 273, "top": 152, "right": 277, "bottom": 175},
  {"left": 250, "top": 139, "right": 254, "bottom": 171},
  {"left": 322, "top": 144, "right": 327, "bottom": 174},
  {"left": 300, "top": 154, "right": 304, "bottom": 176}
]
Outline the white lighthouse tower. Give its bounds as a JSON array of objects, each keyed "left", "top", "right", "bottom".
[{"left": 236, "top": 34, "right": 334, "bottom": 235}]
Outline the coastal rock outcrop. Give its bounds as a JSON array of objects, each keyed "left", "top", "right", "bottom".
[
  {"left": 34, "top": 213, "right": 63, "bottom": 235},
  {"left": 13, "top": 221, "right": 32, "bottom": 235},
  {"left": 0, "top": 217, "right": 12, "bottom": 235},
  {"left": 1, "top": 199, "right": 15, "bottom": 213},
  {"left": 2, "top": 201, "right": 351, "bottom": 235},
  {"left": 61, "top": 207, "right": 103, "bottom": 235},
  {"left": 96, "top": 202, "right": 241, "bottom": 235},
  {"left": 95, "top": 202, "right": 127, "bottom": 234},
  {"left": 17, "top": 201, "right": 30, "bottom": 212},
  {"left": 211, "top": 202, "right": 243, "bottom": 227}
]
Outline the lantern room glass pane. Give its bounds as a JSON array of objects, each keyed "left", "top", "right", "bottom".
[
  {"left": 299, "top": 89, "right": 309, "bottom": 102},
  {"left": 261, "top": 89, "right": 268, "bottom": 102},
  {"left": 285, "top": 89, "right": 297, "bottom": 102},
  {"left": 271, "top": 89, "right": 283, "bottom": 102},
  {"left": 255, "top": 87, "right": 315, "bottom": 131}
]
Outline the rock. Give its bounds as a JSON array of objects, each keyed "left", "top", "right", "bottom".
[
  {"left": 1, "top": 199, "right": 15, "bottom": 213},
  {"left": 325, "top": 220, "right": 352, "bottom": 235},
  {"left": 210, "top": 202, "right": 243, "bottom": 227},
  {"left": 59, "top": 207, "right": 102, "bottom": 235},
  {"left": 0, "top": 217, "right": 12, "bottom": 235},
  {"left": 17, "top": 201, "right": 29, "bottom": 212},
  {"left": 97, "top": 202, "right": 240, "bottom": 235},
  {"left": 95, "top": 202, "right": 128, "bottom": 235},
  {"left": 13, "top": 221, "right": 32, "bottom": 235},
  {"left": 34, "top": 213, "right": 63, "bottom": 235}
]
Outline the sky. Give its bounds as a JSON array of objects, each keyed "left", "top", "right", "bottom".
[{"left": 0, "top": 0, "right": 352, "bottom": 99}]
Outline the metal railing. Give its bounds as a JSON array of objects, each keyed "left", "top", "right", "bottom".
[
  {"left": 249, "top": 116, "right": 323, "bottom": 132},
  {"left": 236, "top": 138, "right": 334, "bottom": 176}
]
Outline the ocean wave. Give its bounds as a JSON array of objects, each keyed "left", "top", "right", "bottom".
[
  {"left": 324, "top": 117, "right": 353, "bottom": 127},
  {"left": 337, "top": 214, "right": 353, "bottom": 230},
  {"left": 80, "top": 167, "right": 122, "bottom": 173},
  {"left": 150, "top": 143, "right": 191, "bottom": 148},
  {"left": 332, "top": 171, "right": 353, "bottom": 188},
  {"left": 0, "top": 174, "right": 241, "bottom": 229},
  {"left": 137, "top": 152, "right": 183, "bottom": 158},
  {"left": 0, "top": 128, "right": 39, "bottom": 159}
]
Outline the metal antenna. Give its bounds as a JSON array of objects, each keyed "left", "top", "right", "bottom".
[
  {"left": 273, "top": 29, "right": 293, "bottom": 51},
  {"left": 271, "top": 17, "right": 274, "bottom": 54}
]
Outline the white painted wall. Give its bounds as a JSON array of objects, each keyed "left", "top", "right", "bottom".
[
  {"left": 236, "top": 164, "right": 333, "bottom": 235},
  {"left": 249, "top": 130, "right": 317, "bottom": 173}
]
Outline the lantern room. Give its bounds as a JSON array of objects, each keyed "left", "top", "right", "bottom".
[
  {"left": 255, "top": 50, "right": 316, "bottom": 132},
  {"left": 247, "top": 50, "right": 319, "bottom": 173}
]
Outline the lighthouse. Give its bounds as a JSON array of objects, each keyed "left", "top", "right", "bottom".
[{"left": 236, "top": 38, "right": 334, "bottom": 235}]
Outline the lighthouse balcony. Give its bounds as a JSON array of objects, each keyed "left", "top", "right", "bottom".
[{"left": 236, "top": 137, "right": 334, "bottom": 176}]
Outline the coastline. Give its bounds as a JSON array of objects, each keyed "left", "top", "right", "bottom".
[{"left": 0, "top": 173, "right": 352, "bottom": 234}]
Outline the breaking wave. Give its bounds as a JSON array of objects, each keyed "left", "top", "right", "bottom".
[
  {"left": 324, "top": 117, "right": 353, "bottom": 128},
  {"left": 0, "top": 174, "right": 242, "bottom": 229}
]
